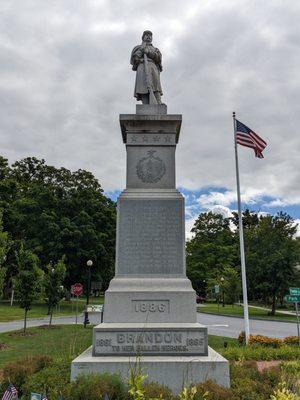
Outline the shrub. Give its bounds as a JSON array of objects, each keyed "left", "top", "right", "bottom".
[
  {"left": 70, "top": 373, "right": 127, "bottom": 400},
  {"left": 249, "top": 335, "right": 282, "bottom": 348},
  {"left": 238, "top": 331, "right": 246, "bottom": 345},
  {"left": 142, "top": 381, "right": 173, "bottom": 400},
  {"left": 281, "top": 361, "right": 300, "bottom": 377},
  {"left": 283, "top": 336, "right": 299, "bottom": 346},
  {"left": 193, "top": 380, "right": 236, "bottom": 400},
  {"left": 238, "top": 332, "right": 300, "bottom": 348},
  {"left": 22, "top": 360, "right": 71, "bottom": 400},
  {"left": 270, "top": 381, "right": 298, "bottom": 400},
  {"left": 222, "top": 344, "right": 300, "bottom": 360},
  {"left": 280, "top": 362, "right": 300, "bottom": 396},
  {"left": 230, "top": 361, "right": 281, "bottom": 400},
  {"left": 1, "top": 355, "right": 53, "bottom": 396},
  {"left": 178, "top": 386, "right": 198, "bottom": 400}
]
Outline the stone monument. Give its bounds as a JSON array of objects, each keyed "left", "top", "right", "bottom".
[{"left": 71, "top": 31, "right": 229, "bottom": 394}]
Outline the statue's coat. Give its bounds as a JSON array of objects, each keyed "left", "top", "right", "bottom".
[{"left": 130, "top": 44, "right": 163, "bottom": 100}]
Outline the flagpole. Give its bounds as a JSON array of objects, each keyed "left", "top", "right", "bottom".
[{"left": 233, "top": 111, "right": 250, "bottom": 344}]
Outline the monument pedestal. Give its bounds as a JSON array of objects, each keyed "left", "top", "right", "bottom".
[
  {"left": 72, "top": 346, "right": 229, "bottom": 395},
  {"left": 71, "top": 105, "right": 229, "bottom": 393}
]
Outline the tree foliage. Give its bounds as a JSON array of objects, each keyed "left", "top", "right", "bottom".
[
  {"left": 186, "top": 212, "right": 237, "bottom": 294},
  {"left": 0, "top": 156, "right": 116, "bottom": 290},
  {"left": 43, "top": 258, "right": 66, "bottom": 325},
  {"left": 14, "top": 244, "right": 43, "bottom": 331},
  {"left": 0, "top": 210, "right": 10, "bottom": 298},
  {"left": 187, "top": 209, "right": 300, "bottom": 312},
  {"left": 232, "top": 211, "right": 299, "bottom": 314}
]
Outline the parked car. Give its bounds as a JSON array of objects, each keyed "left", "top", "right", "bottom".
[{"left": 196, "top": 295, "right": 206, "bottom": 304}]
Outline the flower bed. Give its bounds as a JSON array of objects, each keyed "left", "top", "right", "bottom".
[{"left": 238, "top": 332, "right": 299, "bottom": 348}]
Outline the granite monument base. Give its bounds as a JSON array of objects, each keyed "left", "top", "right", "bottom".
[
  {"left": 103, "top": 277, "right": 197, "bottom": 324},
  {"left": 71, "top": 345, "right": 230, "bottom": 395}
]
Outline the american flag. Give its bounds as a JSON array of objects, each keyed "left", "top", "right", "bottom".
[
  {"left": 2, "top": 383, "right": 18, "bottom": 400},
  {"left": 236, "top": 119, "right": 267, "bottom": 158}
]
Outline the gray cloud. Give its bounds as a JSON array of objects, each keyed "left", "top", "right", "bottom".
[{"left": 0, "top": 0, "right": 299, "bottom": 202}]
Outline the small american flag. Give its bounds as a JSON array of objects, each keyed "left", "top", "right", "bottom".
[
  {"left": 236, "top": 119, "right": 267, "bottom": 158},
  {"left": 2, "top": 383, "right": 18, "bottom": 400}
]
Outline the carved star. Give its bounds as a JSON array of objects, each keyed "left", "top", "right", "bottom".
[
  {"left": 164, "top": 135, "right": 171, "bottom": 143},
  {"left": 142, "top": 135, "right": 149, "bottom": 142},
  {"left": 130, "top": 135, "right": 138, "bottom": 143},
  {"left": 153, "top": 135, "right": 160, "bottom": 142}
]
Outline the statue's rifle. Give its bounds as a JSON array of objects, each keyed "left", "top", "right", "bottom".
[{"left": 143, "top": 51, "right": 157, "bottom": 104}]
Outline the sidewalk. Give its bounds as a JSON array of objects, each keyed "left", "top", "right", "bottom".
[
  {"left": 239, "top": 303, "right": 297, "bottom": 316},
  {"left": 0, "top": 314, "right": 102, "bottom": 333}
]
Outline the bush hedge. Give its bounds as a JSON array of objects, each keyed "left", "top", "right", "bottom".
[
  {"left": 21, "top": 361, "right": 71, "bottom": 400},
  {"left": 68, "top": 373, "right": 127, "bottom": 400},
  {"left": 0, "top": 355, "right": 53, "bottom": 397},
  {"left": 0, "top": 355, "right": 299, "bottom": 400}
]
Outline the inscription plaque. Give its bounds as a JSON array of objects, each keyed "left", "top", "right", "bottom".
[
  {"left": 118, "top": 199, "right": 184, "bottom": 274},
  {"left": 132, "top": 300, "right": 170, "bottom": 313},
  {"left": 94, "top": 328, "right": 207, "bottom": 356}
]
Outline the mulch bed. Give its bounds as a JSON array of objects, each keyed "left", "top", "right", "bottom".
[
  {"left": 256, "top": 360, "right": 281, "bottom": 372},
  {"left": 0, "top": 342, "right": 10, "bottom": 350},
  {"left": 234, "top": 360, "right": 282, "bottom": 372},
  {"left": 9, "top": 331, "right": 38, "bottom": 337},
  {"left": 38, "top": 324, "right": 61, "bottom": 330}
]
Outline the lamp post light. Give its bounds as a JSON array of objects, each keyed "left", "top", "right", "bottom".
[
  {"left": 220, "top": 276, "right": 225, "bottom": 307},
  {"left": 84, "top": 260, "right": 93, "bottom": 327},
  {"left": 86, "top": 260, "right": 93, "bottom": 305}
]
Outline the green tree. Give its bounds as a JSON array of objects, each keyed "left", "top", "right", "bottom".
[
  {"left": 0, "top": 210, "right": 10, "bottom": 298},
  {"left": 186, "top": 212, "right": 237, "bottom": 294},
  {"left": 232, "top": 211, "right": 299, "bottom": 314},
  {"left": 43, "top": 258, "right": 66, "bottom": 325},
  {"left": 0, "top": 267, "right": 6, "bottom": 299},
  {"left": 0, "top": 156, "right": 116, "bottom": 289},
  {"left": 206, "top": 270, "right": 240, "bottom": 307},
  {"left": 222, "top": 267, "right": 241, "bottom": 305},
  {"left": 14, "top": 244, "right": 42, "bottom": 332}
]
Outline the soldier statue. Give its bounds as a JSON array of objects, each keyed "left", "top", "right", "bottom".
[{"left": 130, "top": 31, "right": 163, "bottom": 105}]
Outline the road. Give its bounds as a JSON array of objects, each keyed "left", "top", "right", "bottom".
[
  {"left": 0, "top": 312, "right": 297, "bottom": 338},
  {"left": 197, "top": 312, "right": 297, "bottom": 338}
]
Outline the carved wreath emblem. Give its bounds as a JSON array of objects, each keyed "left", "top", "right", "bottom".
[{"left": 136, "top": 150, "right": 166, "bottom": 183}]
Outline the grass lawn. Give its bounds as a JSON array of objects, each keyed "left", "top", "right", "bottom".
[
  {"left": 198, "top": 303, "right": 297, "bottom": 322},
  {"left": 0, "top": 325, "right": 93, "bottom": 366},
  {"left": 0, "top": 297, "right": 104, "bottom": 322}
]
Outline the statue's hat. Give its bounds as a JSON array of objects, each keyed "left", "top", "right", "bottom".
[{"left": 142, "top": 30, "right": 152, "bottom": 39}]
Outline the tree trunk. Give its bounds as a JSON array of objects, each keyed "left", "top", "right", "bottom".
[
  {"left": 24, "top": 309, "right": 27, "bottom": 333},
  {"left": 270, "top": 293, "right": 276, "bottom": 315},
  {"left": 279, "top": 295, "right": 284, "bottom": 307},
  {"left": 47, "top": 303, "right": 51, "bottom": 315},
  {"left": 49, "top": 308, "right": 53, "bottom": 326}
]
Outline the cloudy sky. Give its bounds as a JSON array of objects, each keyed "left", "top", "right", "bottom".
[{"left": 1, "top": 0, "right": 299, "bottom": 237}]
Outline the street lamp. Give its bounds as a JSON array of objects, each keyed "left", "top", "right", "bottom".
[
  {"left": 220, "top": 277, "right": 225, "bottom": 307},
  {"left": 86, "top": 259, "right": 93, "bottom": 305},
  {"left": 84, "top": 260, "right": 93, "bottom": 327}
]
